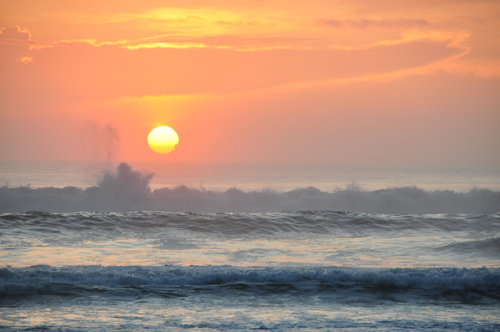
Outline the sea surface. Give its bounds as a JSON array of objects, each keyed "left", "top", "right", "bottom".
[{"left": 1, "top": 161, "right": 499, "bottom": 331}]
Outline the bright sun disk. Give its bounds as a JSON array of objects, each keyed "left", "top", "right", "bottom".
[{"left": 148, "top": 126, "right": 179, "bottom": 154}]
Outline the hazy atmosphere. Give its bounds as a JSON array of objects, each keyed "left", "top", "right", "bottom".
[{"left": 1, "top": 0, "right": 499, "bottom": 163}]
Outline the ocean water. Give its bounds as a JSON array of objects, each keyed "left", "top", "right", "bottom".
[{"left": 1, "top": 161, "right": 500, "bottom": 331}]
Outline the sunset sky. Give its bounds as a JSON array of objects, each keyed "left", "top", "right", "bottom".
[{"left": 1, "top": 0, "right": 499, "bottom": 164}]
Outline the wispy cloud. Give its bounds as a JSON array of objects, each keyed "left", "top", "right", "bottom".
[
  {"left": 19, "top": 56, "right": 34, "bottom": 64},
  {"left": 124, "top": 42, "right": 207, "bottom": 50},
  {"left": 317, "top": 18, "right": 430, "bottom": 30}
]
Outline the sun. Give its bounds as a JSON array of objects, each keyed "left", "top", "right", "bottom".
[{"left": 147, "top": 126, "right": 179, "bottom": 154}]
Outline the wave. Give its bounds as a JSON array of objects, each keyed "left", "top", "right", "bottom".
[
  {"left": 2, "top": 211, "right": 499, "bottom": 238},
  {"left": 435, "top": 237, "right": 500, "bottom": 258},
  {"left": 1, "top": 265, "right": 499, "bottom": 302},
  {"left": 1, "top": 163, "right": 499, "bottom": 214}
]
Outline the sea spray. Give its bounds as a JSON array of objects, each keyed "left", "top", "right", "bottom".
[{"left": 1, "top": 163, "right": 499, "bottom": 213}]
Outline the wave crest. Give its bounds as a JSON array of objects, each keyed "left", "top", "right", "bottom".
[{"left": 1, "top": 266, "right": 499, "bottom": 300}]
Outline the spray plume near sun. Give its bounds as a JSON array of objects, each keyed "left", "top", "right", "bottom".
[{"left": 147, "top": 126, "right": 179, "bottom": 154}]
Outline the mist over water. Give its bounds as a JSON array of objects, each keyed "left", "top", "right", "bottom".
[{"left": 1, "top": 162, "right": 499, "bottom": 213}]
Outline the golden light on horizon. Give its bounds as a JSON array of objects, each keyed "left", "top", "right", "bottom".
[{"left": 147, "top": 126, "right": 179, "bottom": 154}]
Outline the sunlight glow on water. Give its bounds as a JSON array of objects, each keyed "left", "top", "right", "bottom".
[
  {"left": 3, "top": 234, "right": 498, "bottom": 269},
  {"left": 2, "top": 295, "right": 497, "bottom": 331}
]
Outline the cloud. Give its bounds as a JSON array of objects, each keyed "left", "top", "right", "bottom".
[
  {"left": 0, "top": 27, "right": 38, "bottom": 63},
  {"left": 28, "top": 39, "right": 126, "bottom": 51},
  {"left": 19, "top": 56, "right": 34, "bottom": 64},
  {"left": 0, "top": 26, "right": 57, "bottom": 52},
  {"left": 24, "top": 35, "right": 306, "bottom": 52},
  {"left": 0, "top": 26, "right": 31, "bottom": 40},
  {"left": 317, "top": 18, "right": 430, "bottom": 30},
  {"left": 441, "top": 59, "right": 500, "bottom": 78},
  {"left": 123, "top": 42, "right": 207, "bottom": 50}
]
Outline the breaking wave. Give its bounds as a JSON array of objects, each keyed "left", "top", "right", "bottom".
[
  {"left": 1, "top": 163, "right": 499, "bottom": 214},
  {"left": 1, "top": 265, "right": 499, "bottom": 301},
  {"left": 2, "top": 210, "right": 499, "bottom": 239}
]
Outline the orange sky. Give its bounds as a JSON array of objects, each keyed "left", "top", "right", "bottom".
[{"left": 1, "top": 0, "right": 499, "bottom": 163}]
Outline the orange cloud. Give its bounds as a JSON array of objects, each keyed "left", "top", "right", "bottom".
[
  {"left": 441, "top": 59, "right": 500, "bottom": 78},
  {"left": 0, "top": 26, "right": 56, "bottom": 53},
  {"left": 27, "top": 39, "right": 127, "bottom": 51},
  {"left": 19, "top": 56, "right": 33, "bottom": 64},
  {"left": 124, "top": 42, "right": 207, "bottom": 50},
  {"left": 317, "top": 18, "right": 430, "bottom": 30},
  {"left": 1, "top": 0, "right": 499, "bottom": 163},
  {"left": 0, "top": 26, "right": 31, "bottom": 41}
]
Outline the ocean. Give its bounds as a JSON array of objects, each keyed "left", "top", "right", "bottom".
[{"left": 1, "top": 161, "right": 499, "bottom": 331}]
